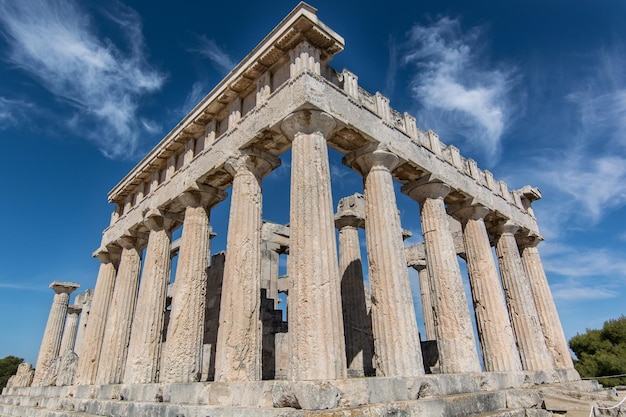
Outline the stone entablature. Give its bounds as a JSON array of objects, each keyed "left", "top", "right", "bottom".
[
  {"left": 99, "top": 6, "right": 540, "bottom": 254},
  {"left": 106, "top": 3, "right": 343, "bottom": 215}
]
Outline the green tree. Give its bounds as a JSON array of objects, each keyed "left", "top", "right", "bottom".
[
  {"left": 0, "top": 355, "right": 24, "bottom": 390},
  {"left": 570, "top": 316, "right": 626, "bottom": 387}
]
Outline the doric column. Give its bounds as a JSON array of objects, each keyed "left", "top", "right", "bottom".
[
  {"left": 335, "top": 194, "right": 374, "bottom": 377},
  {"left": 415, "top": 263, "right": 437, "bottom": 341},
  {"left": 75, "top": 250, "right": 119, "bottom": 385},
  {"left": 59, "top": 305, "right": 82, "bottom": 354},
  {"left": 214, "top": 149, "right": 280, "bottom": 382},
  {"left": 347, "top": 147, "right": 424, "bottom": 377},
  {"left": 494, "top": 222, "right": 553, "bottom": 371},
  {"left": 32, "top": 281, "right": 80, "bottom": 386},
  {"left": 160, "top": 188, "right": 225, "bottom": 383},
  {"left": 402, "top": 179, "right": 481, "bottom": 373},
  {"left": 280, "top": 109, "right": 346, "bottom": 381},
  {"left": 454, "top": 206, "right": 522, "bottom": 372},
  {"left": 73, "top": 290, "right": 92, "bottom": 358},
  {"left": 260, "top": 240, "right": 280, "bottom": 308},
  {"left": 520, "top": 235, "right": 574, "bottom": 369},
  {"left": 124, "top": 212, "right": 176, "bottom": 384},
  {"left": 96, "top": 236, "right": 143, "bottom": 384}
]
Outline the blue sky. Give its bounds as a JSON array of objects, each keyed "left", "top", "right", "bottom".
[{"left": 0, "top": 0, "right": 625, "bottom": 366}]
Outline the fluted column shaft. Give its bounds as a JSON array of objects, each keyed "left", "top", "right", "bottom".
[
  {"left": 125, "top": 214, "right": 174, "bottom": 384},
  {"left": 32, "top": 281, "right": 79, "bottom": 386},
  {"left": 403, "top": 181, "right": 480, "bottom": 373},
  {"left": 336, "top": 216, "right": 374, "bottom": 377},
  {"left": 96, "top": 238, "right": 142, "bottom": 384},
  {"left": 59, "top": 305, "right": 82, "bottom": 354},
  {"left": 350, "top": 149, "right": 424, "bottom": 377},
  {"left": 456, "top": 206, "right": 522, "bottom": 372},
  {"left": 76, "top": 254, "right": 118, "bottom": 385},
  {"left": 215, "top": 150, "right": 279, "bottom": 382},
  {"left": 161, "top": 189, "right": 223, "bottom": 383},
  {"left": 521, "top": 240, "right": 574, "bottom": 369},
  {"left": 281, "top": 110, "right": 346, "bottom": 381},
  {"left": 416, "top": 265, "right": 436, "bottom": 341},
  {"left": 495, "top": 223, "right": 553, "bottom": 371}
]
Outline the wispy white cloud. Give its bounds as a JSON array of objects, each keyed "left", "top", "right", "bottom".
[
  {"left": 541, "top": 242, "right": 626, "bottom": 278},
  {"left": 0, "top": 282, "right": 47, "bottom": 292},
  {"left": 0, "top": 0, "right": 164, "bottom": 159},
  {"left": 401, "top": 17, "right": 518, "bottom": 162},
  {"left": 194, "top": 36, "right": 236, "bottom": 74},
  {"left": 0, "top": 96, "right": 32, "bottom": 126},
  {"left": 551, "top": 284, "right": 619, "bottom": 301},
  {"left": 180, "top": 81, "right": 208, "bottom": 116},
  {"left": 539, "top": 154, "right": 626, "bottom": 223}
]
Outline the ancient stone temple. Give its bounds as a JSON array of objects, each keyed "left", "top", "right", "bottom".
[{"left": 0, "top": 3, "right": 611, "bottom": 416}]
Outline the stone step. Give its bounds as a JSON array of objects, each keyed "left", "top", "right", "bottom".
[{"left": 0, "top": 389, "right": 555, "bottom": 417}]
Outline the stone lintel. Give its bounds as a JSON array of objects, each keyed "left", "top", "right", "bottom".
[
  {"left": 519, "top": 185, "right": 542, "bottom": 202},
  {"left": 261, "top": 221, "right": 290, "bottom": 249}
]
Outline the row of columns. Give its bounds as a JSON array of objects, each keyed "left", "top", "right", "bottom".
[
  {"left": 32, "top": 282, "right": 81, "bottom": 386},
  {"left": 54, "top": 108, "right": 571, "bottom": 387}
]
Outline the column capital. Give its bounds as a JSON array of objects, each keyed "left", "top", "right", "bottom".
[
  {"left": 402, "top": 177, "right": 451, "bottom": 204},
  {"left": 517, "top": 233, "right": 544, "bottom": 249},
  {"left": 346, "top": 146, "right": 400, "bottom": 176},
  {"left": 49, "top": 281, "right": 80, "bottom": 295},
  {"left": 117, "top": 235, "right": 139, "bottom": 250},
  {"left": 93, "top": 247, "right": 120, "bottom": 265},
  {"left": 178, "top": 186, "right": 226, "bottom": 209},
  {"left": 452, "top": 204, "right": 491, "bottom": 224},
  {"left": 143, "top": 209, "right": 177, "bottom": 232},
  {"left": 335, "top": 193, "right": 365, "bottom": 229},
  {"left": 67, "top": 304, "right": 82, "bottom": 315},
  {"left": 493, "top": 220, "right": 520, "bottom": 237},
  {"left": 335, "top": 214, "right": 363, "bottom": 230},
  {"left": 224, "top": 148, "right": 281, "bottom": 179},
  {"left": 280, "top": 109, "right": 336, "bottom": 140}
]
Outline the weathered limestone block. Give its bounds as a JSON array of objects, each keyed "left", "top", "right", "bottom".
[
  {"left": 335, "top": 193, "right": 374, "bottom": 377},
  {"left": 417, "top": 264, "right": 437, "bottom": 342},
  {"left": 349, "top": 147, "right": 425, "bottom": 377},
  {"left": 454, "top": 205, "right": 522, "bottom": 372},
  {"left": 96, "top": 237, "right": 142, "bottom": 384},
  {"left": 202, "top": 251, "right": 225, "bottom": 382},
  {"left": 520, "top": 236, "right": 575, "bottom": 370},
  {"left": 402, "top": 179, "right": 481, "bottom": 373},
  {"left": 6, "top": 363, "right": 34, "bottom": 388},
  {"left": 160, "top": 188, "right": 224, "bottom": 383},
  {"left": 75, "top": 250, "right": 118, "bottom": 385},
  {"left": 214, "top": 149, "right": 280, "bottom": 382},
  {"left": 495, "top": 222, "right": 553, "bottom": 372},
  {"left": 405, "top": 243, "right": 437, "bottom": 341},
  {"left": 32, "top": 281, "right": 80, "bottom": 386},
  {"left": 59, "top": 305, "right": 81, "bottom": 354},
  {"left": 281, "top": 109, "right": 346, "bottom": 381},
  {"left": 55, "top": 350, "right": 79, "bottom": 386},
  {"left": 73, "top": 289, "right": 92, "bottom": 357},
  {"left": 125, "top": 212, "right": 176, "bottom": 384}
]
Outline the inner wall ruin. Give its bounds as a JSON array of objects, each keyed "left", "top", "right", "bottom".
[{"left": 1, "top": 3, "right": 603, "bottom": 416}]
